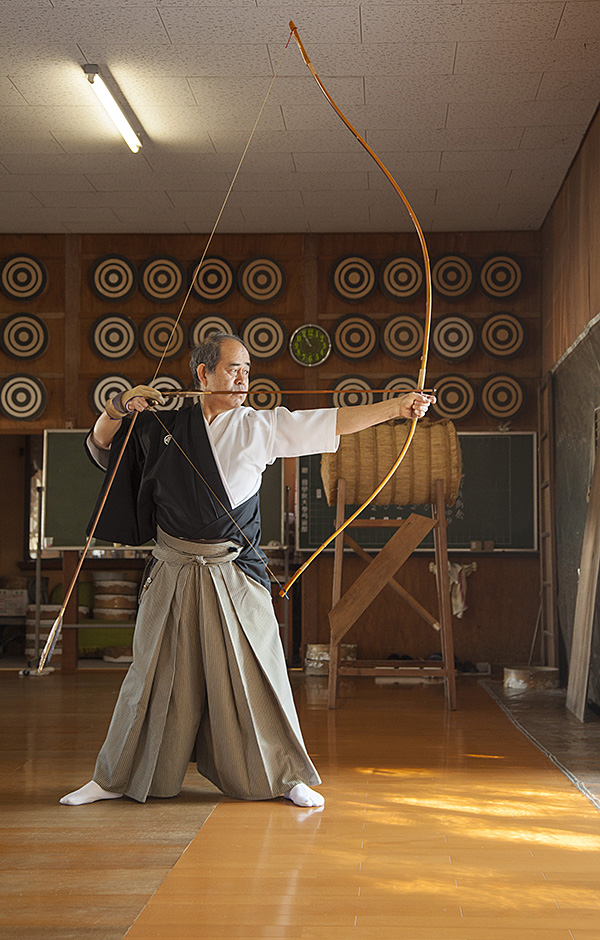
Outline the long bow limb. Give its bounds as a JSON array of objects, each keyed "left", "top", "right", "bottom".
[
  {"left": 38, "top": 35, "right": 292, "bottom": 672},
  {"left": 280, "top": 22, "right": 433, "bottom": 597}
]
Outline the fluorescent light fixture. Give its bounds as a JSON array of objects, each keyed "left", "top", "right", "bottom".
[{"left": 83, "top": 65, "right": 141, "bottom": 153}]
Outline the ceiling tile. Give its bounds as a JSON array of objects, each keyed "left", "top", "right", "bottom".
[
  {"left": 537, "top": 70, "right": 600, "bottom": 100},
  {"left": 160, "top": 4, "right": 360, "bottom": 45},
  {"left": 365, "top": 72, "right": 543, "bottom": 105},
  {"left": 448, "top": 98, "right": 598, "bottom": 129},
  {"left": 520, "top": 124, "right": 588, "bottom": 148},
  {"left": 556, "top": 2, "right": 600, "bottom": 39},
  {"left": 361, "top": 2, "right": 564, "bottom": 44},
  {"left": 367, "top": 126, "right": 525, "bottom": 151},
  {"left": 233, "top": 171, "right": 369, "bottom": 192},
  {"left": 274, "top": 42, "right": 458, "bottom": 78},
  {"left": 0, "top": 174, "right": 95, "bottom": 192},
  {"left": 440, "top": 148, "right": 573, "bottom": 173},
  {"left": 455, "top": 39, "right": 600, "bottom": 74}
]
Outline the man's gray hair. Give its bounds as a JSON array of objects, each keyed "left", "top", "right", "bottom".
[{"left": 189, "top": 332, "right": 242, "bottom": 389}]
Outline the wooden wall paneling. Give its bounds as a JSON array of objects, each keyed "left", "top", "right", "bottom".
[
  {"left": 302, "top": 552, "right": 540, "bottom": 668},
  {"left": 542, "top": 109, "right": 600, "bottom": 372}
]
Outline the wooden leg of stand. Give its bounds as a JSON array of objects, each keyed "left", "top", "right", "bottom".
[
  {"left": 433, "top": 480, "right": 457, "bottom": 710},
  {"left": 328, "top": 479, "right": 346, "bottom": 710},
  {"left": 61, "top": 550, "right": 79, "bottom": 674}
]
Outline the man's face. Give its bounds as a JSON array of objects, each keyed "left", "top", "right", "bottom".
[{"left": 196, "top": 338, "right": 250, "bottom": 412}]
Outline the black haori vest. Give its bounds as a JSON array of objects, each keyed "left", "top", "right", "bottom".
[{"left": 86, "top": 404, "right": 269, "bottom": 589}]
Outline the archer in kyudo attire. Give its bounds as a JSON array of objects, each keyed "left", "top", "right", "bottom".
[{"left": 61, "top": 333, "right": 434, "bottom": 808}]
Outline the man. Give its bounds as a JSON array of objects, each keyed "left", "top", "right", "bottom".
[{"left": 61, "top": 333, "right": 434, "bottom": 808}]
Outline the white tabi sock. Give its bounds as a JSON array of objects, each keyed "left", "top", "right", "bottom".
[
  {"left": 284, "top": 783, "right": 325, "bottom": 807},
  {"left": 59, "top": 780, "right": 123, "bottom": 806}
]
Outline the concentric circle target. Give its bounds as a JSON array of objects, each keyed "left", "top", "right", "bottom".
[
  {"left": 479, "top": 255, "right": 523, "bottom": 299},
  {"left": 0, "top": 374, "right": 47, "bottom": 420},
  {"left": 248, "top": 376, "right": 284, "bottom": 410},
  {"left": 89, "top": 255, "right": 138, "bottom": 302},
  {"left": 480, "top": 374, "right": 524, "bottom": 419},
  {"left": 381, "top": 315, "right": 424, "bottom": 360},
  {"left": 240, "top": 315, "right": 287, "bottom": 361},
  {"left": 190, "top": 315, "right": 236, "bottom": 347},
  {"left": 89, "top": 374, "right": 133, "bottom": 416},
  {"left": 331, "top": 375, "right": 374, "bottom": 409},
  {"left": 238, "top": 258, "right": 285, "bottom": 303},
  {"left": 379, "top": 256, "right": 423, "bottom": 300},
  {"left": 190, "top": 256, "right": 236, "bottom": 304},
  {"left": 139, "top": 256, "right": 185, "bottom": 303},
  {"left": 90, "top": 314, "right": 138, "bottom": 361},
  {"left": 333, "top": 315, "right": 379, "bottom": 361},
  {"left": 330, "top": 256, "right": 377, "bottom": 302},
  {"left": 432, "top": 375, "right": 476, "bottom": 420},
  {"left": 432, "top": 316, "right": 476, "bottom": 362},
  {"left": 1, "top": 314, "right": 48, "bottom": 359},
  {"left": 480, "top": 313, "right": 525, "bottom": 358},
  {"left": 382, "top": 375, "right": 418, "bottom": 401},
  {"left": 0, "top": 254, "right": 48, "bottom": 301},
  {"left": 432, "top": 255, "right": 474, "bottom": 299},
  {"left": 152, "top": 375, "right": 186, "bottom": 411},
  {"left": 140, "top": 315, "right": 187, "bottom": 360}
]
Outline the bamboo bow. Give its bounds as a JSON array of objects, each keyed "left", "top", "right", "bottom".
[{"left": 279, "top": 22, "right": 433, "bottom": 597}]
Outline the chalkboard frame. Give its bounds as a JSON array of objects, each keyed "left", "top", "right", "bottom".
[
  {"left": 42, "top": 429, "right": 284, "bottom": 551},
  {"left": 296, "top": 431, "right": 538, "bottom": 554}
]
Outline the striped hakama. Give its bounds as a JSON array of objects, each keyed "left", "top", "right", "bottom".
[{"left": 93, "top": 529, "right": 320, "bottom": 803}]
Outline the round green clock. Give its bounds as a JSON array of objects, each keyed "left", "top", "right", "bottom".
[{"left": 289, "top": 324, "right": 331, "bottom": 367}]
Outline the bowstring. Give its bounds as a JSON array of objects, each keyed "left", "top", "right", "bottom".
[{"left": 149, "top": 409, "right": 288, "bottom": 596}]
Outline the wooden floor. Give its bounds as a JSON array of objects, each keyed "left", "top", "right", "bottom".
[{"left": 3, "top": 672, "right": 600, "bottom": 940}]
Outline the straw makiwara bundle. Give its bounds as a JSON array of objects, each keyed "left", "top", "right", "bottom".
[{"left": 320, "top": 419, "right": 462, "bottom": 507}]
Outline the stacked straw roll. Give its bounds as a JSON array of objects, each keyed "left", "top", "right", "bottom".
[
  {"left": 320, "top": 419, "right": 462, "bottom": 507},
  {"left": 93, "top": 578, "right": 139, "bottom": 622}
]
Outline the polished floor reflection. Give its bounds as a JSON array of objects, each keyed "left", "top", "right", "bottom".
[{"left": 2, "top": 671, "right": 600, "bottom": 940}]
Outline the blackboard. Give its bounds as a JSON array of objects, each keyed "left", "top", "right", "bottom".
[
  {"left": 296, "top": 432, "right": 537, "bottom": 552},
  {"left": 42, "top": 429, "right": 283, "bottom": 550}
]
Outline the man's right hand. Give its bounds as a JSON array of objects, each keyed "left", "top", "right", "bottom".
[{"left": 105, "top": 384, "right": 165, "bottom": 419}]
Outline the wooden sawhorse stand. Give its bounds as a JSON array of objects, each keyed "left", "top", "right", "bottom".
[{"left": 328, "top": 477, "right": 457, "bottom": 710}]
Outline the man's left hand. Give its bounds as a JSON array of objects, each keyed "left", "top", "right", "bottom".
[{"left": 397, "top": 391, "right": 436, "bottom": 420}]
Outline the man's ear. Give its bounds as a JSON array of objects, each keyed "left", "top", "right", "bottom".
[{"left": 196, "top": 363, "right": 208, "bottom": 388}]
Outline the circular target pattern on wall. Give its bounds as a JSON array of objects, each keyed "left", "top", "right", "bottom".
[
  {"left": 240, "top": 315, "right": 287, "bottom": 361},
  {"left": 330, "top": 256, "right": 377, "bottom": 302},
  {"left": 480, "top": 313, "right": 525, "bottom": 358},
  {"left": 0, "top": 374, "right": 47, "bottom": 420},
  {"left": 248, "top": 376, "right": 284, "bottom": 410},
  {"left": 139, "top": 256, "right": 186, "bottom": 303},
  {"left": 332, "top": 315, "right": 379, "bottom": 361},
  {"left": 1, "top": 314, "right": 48, "bottom": 360},
  {"left": 432, "top": 375, "right": 476, "bottom": 420},
  {"left": 190, "top": 256, "right": 236, "bottom": 304},
  {"left": 479, "top": 254, "right": 523, "bottom": 299},
  {"left": 152, "top": 375, "right": 186, "bottom": 411},
  {"left": 237, "top": 257, "right": 285, "bottom": 303},
  {"left": 480, "top": 374, "right": 524, "bottom": 419},
  {"left": 90, "top": 314, "right": 138, "bottom": 361},
  {"left": 382, "top": 375, "right": 418, "bottom": 401},
  {"left": 0, "top": 254, "right": 48, "bottom": 301},
  {"left": 432, "top": 315, "right": 476, "bottom": 362},
  {"left": 140, "top": 315, "right": 187, "bottom": 360},
  {"left": 432, "top": 255, "right": 474, "bottom": 299},
  {"left": 381, "top": 314, "right": 424, "bottom": 360},
  {"left": 379, "top": 255, "right": 423, "bottom": 300},
  {"left": 190, "top": 314, "right": 236, "bottom": 347},
  {"left": 331, "top": 375, "right": 374, "bottom": 409},
  {"left": 89, "top": 255, "right": 138, "bottom": 302},
  {"left": 90, "top": 374, "right": 133, "bottom": 416}
]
